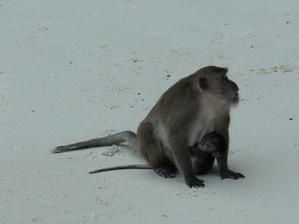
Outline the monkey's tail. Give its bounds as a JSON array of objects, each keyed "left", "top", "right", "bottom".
[
  {"left": 52, "top": 131, "right": 137, "bottom": 153},
  {"left": 89, "top": 164, "right": 152, "bottom": 174}
]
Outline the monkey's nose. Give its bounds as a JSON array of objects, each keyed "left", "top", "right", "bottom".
[{"left": 231, "top": 82, "right": 239, "bottom": 91}]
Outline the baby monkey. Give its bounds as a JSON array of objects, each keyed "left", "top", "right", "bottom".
[
  {"left": 190, "top": 131, "right": 225, "bottom": 159},
  {"left": 89, "top": 132, "right": 224, "bottom": 175}
]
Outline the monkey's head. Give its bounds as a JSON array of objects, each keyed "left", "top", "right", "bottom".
[
  {"left": 197, "top": 66, "right": 239, "bottom": 106},
  {"left": 198, "top": 132, "right": 226, "bottom": 158}
]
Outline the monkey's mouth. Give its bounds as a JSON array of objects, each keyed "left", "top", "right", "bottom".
[{"left": 231, "top": 92, "right": 239, "bottom": 104}]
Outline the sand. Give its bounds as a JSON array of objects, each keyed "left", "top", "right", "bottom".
[{"left": 1, "top": 0, "right": 299, "bottom": 223}]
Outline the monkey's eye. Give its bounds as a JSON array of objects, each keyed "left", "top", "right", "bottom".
[{"left": 199, "top": 77, "right": 208, "bottom": 90}]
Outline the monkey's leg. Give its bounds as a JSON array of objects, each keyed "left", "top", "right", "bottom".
[
  {"left": 153, "top": 166, "right": 178, "bottom": 178},
  {"left": 138, "top": 122, "right": 178, "bottom": 178}
]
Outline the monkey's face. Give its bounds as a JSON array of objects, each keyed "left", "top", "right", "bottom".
[
  {"left": 220, "top": 77, "right": 239, "bottom": 105},
  {"left": 199, "top": 72, "right": 239, "bottom": 106},
  {"left": 198, "top": 141, "right": 223, "bottom": 158},
  {"left": 198, "top": 132, "right": 226, "bottom": 158}
]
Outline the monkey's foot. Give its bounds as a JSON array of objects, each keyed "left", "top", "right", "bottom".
[
  {"left": 186, "top": 176, "right": 205, "bottom": 188},
  {"left": 154, "top": 166, "right": 178, "bottom": 178},
  {"left": 220, "top": 169, "right": 245, "bottom": 180}
]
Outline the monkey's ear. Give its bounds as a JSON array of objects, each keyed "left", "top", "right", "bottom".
[{"left": 199, "top": 77, "right": 208, "bottom": 90}]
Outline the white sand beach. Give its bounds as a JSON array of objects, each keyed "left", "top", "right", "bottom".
[{"left": 1, "top": 1, "right": 299, "bottom": 223}]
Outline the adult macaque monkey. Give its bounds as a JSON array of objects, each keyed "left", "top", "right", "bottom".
[
  {"left": 89, "top": 132, "right": 226, "bottom": 175},
  {"left": 53, "top": 66, "right": 245, "bottom": 188}
]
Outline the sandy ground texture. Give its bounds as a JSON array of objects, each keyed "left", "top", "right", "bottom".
[{"left": 1, "top": 0, "right": 299, "bottom": 223}]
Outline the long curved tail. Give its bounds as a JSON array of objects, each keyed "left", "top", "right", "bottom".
[
  {"left": 52, "top": 130, "right": 137, "bottom": 153},
  {"left": 89, "top": 164, "right": 152, "bottom": 174}
]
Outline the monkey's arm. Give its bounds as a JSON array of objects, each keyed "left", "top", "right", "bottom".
[
  {"left": 216, "top": 130, "right": 245, "bottom": 179},
  {"left": 170, "top": 138, "right": 205, "bottom": 188}
]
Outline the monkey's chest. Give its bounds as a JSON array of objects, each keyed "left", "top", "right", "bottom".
[{"left": 188, "top": 116, "right": 216, "bottom": 146}]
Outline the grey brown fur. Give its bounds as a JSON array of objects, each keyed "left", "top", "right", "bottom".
[{"left": 53, "top": 66, "right": 245, "bottom": 188}]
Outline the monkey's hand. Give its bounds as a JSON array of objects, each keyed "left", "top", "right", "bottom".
[
  {"left": 186, "top": 176, "right": 205, "bottom": 188},
  {"left": 220, "top": 169, "right": 245, "bottom": 180}
]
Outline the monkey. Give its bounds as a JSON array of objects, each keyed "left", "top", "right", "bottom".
[
  {"left": 88, "top": 132, "right": 225, "bottom": 175},
  {"left": 189, "top": 131, "right": 226, "bottom": 159},
  {"left": 53, "top": 66, "right": 245, "bottom": 188},
  {"left": 189, "top": 131, "right": 226, "bottom": 175}
]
